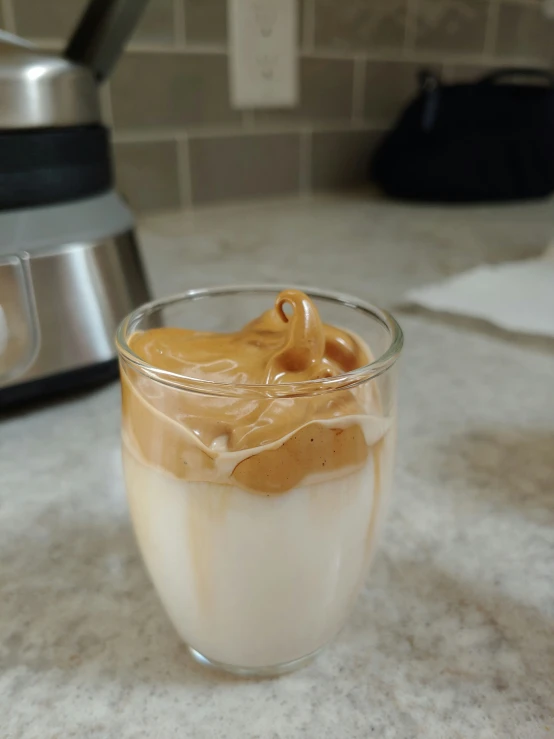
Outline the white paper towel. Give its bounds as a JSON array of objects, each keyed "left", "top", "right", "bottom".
[{"left": 404, "top": 248, "right": 554, "bottom": 337}]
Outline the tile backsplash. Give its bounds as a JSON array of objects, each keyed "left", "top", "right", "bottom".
[{"left": 3, "top": 0, "right": 553, "bottom": 211}]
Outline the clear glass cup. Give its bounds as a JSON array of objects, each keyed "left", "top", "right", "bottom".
[{"left": 116, "top": 285, "right": 403, "bottom": 677}]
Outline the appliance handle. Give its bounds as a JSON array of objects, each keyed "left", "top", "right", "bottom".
[
  {"left": 0, "top": 254, "right": 40, "bottom": 383},
  {"left": 64, "top": 0, "right": 150, "bottom": 83}
]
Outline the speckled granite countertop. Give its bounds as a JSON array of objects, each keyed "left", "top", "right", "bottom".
[{"left": 2, "top": 195, "right": 554, "bottom": 739}]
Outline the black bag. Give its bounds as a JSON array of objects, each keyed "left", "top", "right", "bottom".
[{"left": 370, "top": 68, "right": 554, "bottom": 203}]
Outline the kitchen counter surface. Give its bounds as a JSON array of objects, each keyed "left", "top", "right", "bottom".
[{"left": 2, "top": 195, "right": 554, "bottom": 739}]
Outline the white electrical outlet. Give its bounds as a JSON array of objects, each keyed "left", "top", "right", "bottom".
[{"left": 228, "top": 0, "right": 298, "bottom": 109}]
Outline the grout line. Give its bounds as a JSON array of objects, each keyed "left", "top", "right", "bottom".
[
  {"left": 303, "top": 47, "right": 503, "bottom": 64},
  {"left": 352, "top": 56, "right": 366, "bottom": 123},
  {"left": 308, "top": 47, "right": 550, "bottom": 66},
  {"left": 176, "top": 134, "right": 193, "bottom": 208},
  {"left": 173, "top": 0, "right": 186, "bottom": 46},
  {"left": 25, "top": 36, "right": 546, "bottom": 69},
  {"left": 1, "top": 0, "right": 16, "bottom": 32},
  {"left": 302, "top": 0, "right": 316, "bottom": 53},
  {"left": 112, "top": 120, "right": 385, "bottom": 144},
  {"left": 484, "top": 0, "right": 500, "bottom": 57},
  {"left": 404, "top": 0, "right": 418, "bottom": 54},
  {"left": 26, "top": 38, "right": 393, "bottom": 59},
  {"left": 126, "top": 41, "right": 228, "bottom": 54},
  {"left": 100, "top": 81, "right": 114, "bottom": 127},
  {"left": 299, "top": 128, "right": 312, "bottom": 193}
]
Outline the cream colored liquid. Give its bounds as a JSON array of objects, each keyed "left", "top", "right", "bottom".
[{"left": 123, "top": 427, "right": 394, "bottom": 668}]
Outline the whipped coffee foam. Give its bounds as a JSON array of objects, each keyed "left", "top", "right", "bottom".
[{"left": 123, "top": 289, "right": 388, "bottom": 494}]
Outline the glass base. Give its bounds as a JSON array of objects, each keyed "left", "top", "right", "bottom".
[{"left": 188, "top": 645, "right": 323, "bottom": 678}]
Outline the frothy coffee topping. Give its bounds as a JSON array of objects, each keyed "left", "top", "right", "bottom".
[
  {"left": 121, "top": 289, "right": 389, "bottom": 494},
  {"left": 132, "top": 290, "right": 367, "bottom": 385}
]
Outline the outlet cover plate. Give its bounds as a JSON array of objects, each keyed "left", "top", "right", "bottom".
[{"left": 228, "top": 0, "right": 298, "bottom": 109}]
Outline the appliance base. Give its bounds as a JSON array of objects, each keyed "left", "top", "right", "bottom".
[
  {"left": 0, "top": 192, "right": 150, "bottom": 403},
  {"left": 0, "top": 358, "right": 119, "bottom": 410}
]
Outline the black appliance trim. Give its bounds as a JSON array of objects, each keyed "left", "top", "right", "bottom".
[
  {"left": 0, "top": 358, "right": 119, "bottom": 410},
  {"left": 0, "top": 124, "right": 113, "bottom": 210}
]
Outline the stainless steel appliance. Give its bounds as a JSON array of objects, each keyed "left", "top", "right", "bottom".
[{"left": 0, "top": 0, "right": 151, "bottom": 407}]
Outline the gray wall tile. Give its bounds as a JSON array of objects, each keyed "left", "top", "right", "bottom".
[
  {"left": 114, "top": 140, "right": 181, "bottom": 212},
  {"left": 314, "top": 0, "right": 407, "bottom": 51},
  {"left": 190, "top": 134, "right": 301, "bottom": 204},
  {"left": 13, "top": 0, "right": 175, "bottom": 44},
  {"left": 20, "top": 0, "right": 551, "bottom": 212},
  {"left": 441, "top": 60, "right": 541, "bottom": 85},
  {"left": 414, "top": 0, "right": 488, "bottom": 54},
  {"left": 14, "top": 0, "right": 85, "bottom": 39},
  {"left": 364, "top": 61, "right": 428, "bottom": 125},
  {"left": 253, "top": 58, "right": 354, "bottom": 123},
  {"left": 185, "top": 0, "right": 227, "bottom": 44},
  {"left": 134, "top": 0, "right": 176, "bottom": 44},
  {"left": 496, "top": 2, "right": 554, "bottom": 60},
  {"left": 312, "top": 130, "right": 382, "bottom": 190},
  {"left": 111, "top": 53, "right": 240, "bottom": 129},
  {"left": 441, "top": 64, "right": 490, "bottom": 83},
  {"left": 184, "top": 0, "right": 303, "bottom": 47}
]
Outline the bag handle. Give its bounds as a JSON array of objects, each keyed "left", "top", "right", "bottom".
[
  {"left": 415, "top": 67, "right": 554, "bottom": 133},
  {"left": 417, "top": 70, "right": 441, "bottom": 131},
  {"left": 478, "top": 68, "right": 554, "bottom": 87},
  {"left": 418, "top": 69, "right": 440, "bottom": 91}
]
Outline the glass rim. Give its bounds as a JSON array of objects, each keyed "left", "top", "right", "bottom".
[{"left": 115, "top": 284, "right": 404, "bottom": 398}]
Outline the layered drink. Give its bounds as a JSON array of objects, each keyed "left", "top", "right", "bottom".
[{"left": 118, "top": 287, "right": 401, "bottom": 674}]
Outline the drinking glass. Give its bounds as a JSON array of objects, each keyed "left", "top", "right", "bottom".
[{"left": 116, "top": 285, "right": 403, "bottom": 676}]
